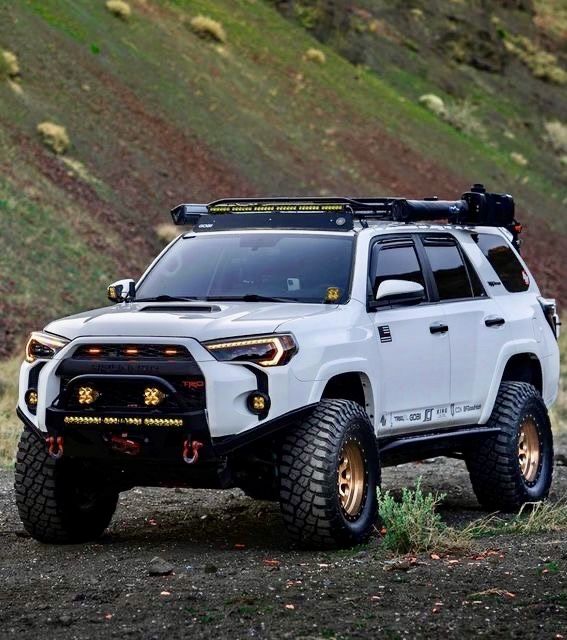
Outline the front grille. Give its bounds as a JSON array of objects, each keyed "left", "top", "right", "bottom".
[
  {"left": 60, "top": 375, "right": 205, "bottom": 412},
  {"left": 73, "top": 344, "right": 193, "bottom": 361}
]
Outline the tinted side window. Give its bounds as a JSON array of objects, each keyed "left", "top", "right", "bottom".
[
  {"left": 474, "top": 233, "right": 529, "bottom": 292},
  {"left": 371, "top": 243, "right": 425, "bottom": 295},
  {"left": 423, "top": 241, "right": 473, "bottom": 301}
]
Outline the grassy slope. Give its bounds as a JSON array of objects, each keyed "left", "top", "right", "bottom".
[{"left": 0, "top": 0, "right": 565, "bottom": 459}]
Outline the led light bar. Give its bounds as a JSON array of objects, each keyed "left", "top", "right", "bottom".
[{"left": 63, "top": 416, "right": 184, "bottom": 427}]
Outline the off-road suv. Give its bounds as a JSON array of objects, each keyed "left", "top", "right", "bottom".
[{"left": 15, "top": 184, "right": 561, "bottom": 548}]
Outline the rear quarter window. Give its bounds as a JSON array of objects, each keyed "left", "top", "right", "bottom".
[{"left": 474, "top": 233, "right": 529, "bottom": 292}]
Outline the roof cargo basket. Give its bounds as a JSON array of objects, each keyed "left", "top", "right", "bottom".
[{"left": 170, "top": 184, "right": 521, "bottom": 247}]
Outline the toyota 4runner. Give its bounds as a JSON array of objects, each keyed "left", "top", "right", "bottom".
[{"left": 15, "top": 184, "right": 561, "bottom": 548}]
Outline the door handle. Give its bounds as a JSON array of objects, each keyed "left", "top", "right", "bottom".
[
  {"left": 430, "top": 322, "right": 449, "bottom": 335},
  {"left": 485, "top": 316, "right": 505, "bottom": 328}
]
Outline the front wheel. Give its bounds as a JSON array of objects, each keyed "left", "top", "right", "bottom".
[
  {"left": 15, "top": 427, "right": 119, "bottom": 543},
  {"left": 279, "top": 399, "right": 380, "bottom": 548},
  {"left": 466, "top": 382, "right": 553, "bottom": 511}
]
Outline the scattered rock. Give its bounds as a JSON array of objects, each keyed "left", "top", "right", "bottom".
[
  {"left": 555, "top": 453, "right": 567, "bottom": 467},
  {"left": 204, "top": 564, "right": 218, "bottom": 574},
  {"left": 148, "top": 556, "right": 174, "bottom": 576}
]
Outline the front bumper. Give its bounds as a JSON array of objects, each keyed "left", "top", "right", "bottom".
[{"left": 18, "top": 336, "right": 316, "bottom": 464}]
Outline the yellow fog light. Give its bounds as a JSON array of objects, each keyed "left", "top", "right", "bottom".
[
  {"left": 78, "top": 386, "right": 99, "bottom": 405},
  {"left": 247, "top": 392, "right": 270, "bottom": 416},
  {"left": 25, "top": 389, "right": 38, "bottom": 407},
  {"left": 144, "top": 387, "right": 165, "bottom": 406}
]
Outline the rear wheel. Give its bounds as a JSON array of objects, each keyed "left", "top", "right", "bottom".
[
  {"left": 279, "top": 399, "right": 379, "bottom": 548},
  {"left": 15, "top": 427, "right": 119, "bottom": 543},
  {"left": 466, "top": 382, "right": 553, "bottom": 511}
]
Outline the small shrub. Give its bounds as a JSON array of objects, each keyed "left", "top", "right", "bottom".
[
  {"left": 105, "top": 0, "right": 131, "bottom": 20},
  {"left": 510, "top": 151, "right": 528, "bottom": 166},
  {"left": 544, "top": 120, "right": 567, "bottom": 155},
  {"left": 304, "top": 48, "right": 326, "bottom": 64},
  {"left": 190, "top": 15, "right": 226, "bottom": 43},
  {"left": 443, "top": 100, "right": 486, "bottom": 138},
  {"left": 0, "top": 49, "right": 19, "bottom": 80},
  {"left": 504, "top": 35, "right": 567, "bottom": 85},
  {"left": 154, "top": 223, "right": 179, "bottom": 244},
  {"left": 419, "top": 95, "right": 486, "bottom": 138},
  {"left": 418, "top": 93, "right": 446, "bottom": 117},
  {"left": 0, "top": 357, "right": 22, "bottom": 465},
  {"left": 37, "top": 122, "right": 70, "bottom": 155},
  {"left": 378, "top": 479, "right": 450, "bottom": 554}
]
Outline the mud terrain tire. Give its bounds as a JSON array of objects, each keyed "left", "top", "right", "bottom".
[
  {"left": 15, "top": 427, "right": 119, "bottom": 543},
  {"left": 466, "top": 382, "right": 553, "bottom": 511},
  {"left": 279, "top": 399, "right": 379, "bottom": 548}
]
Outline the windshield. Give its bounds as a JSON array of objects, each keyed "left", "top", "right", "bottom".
[{"left": 136, "top": 233, "right": 354, "bottom": 304}]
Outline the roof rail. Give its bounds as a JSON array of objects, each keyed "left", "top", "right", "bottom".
[{"left": 170, "top": 184, "right": 521, "bottom": 247}]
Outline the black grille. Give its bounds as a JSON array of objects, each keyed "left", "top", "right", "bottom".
[
  {"left": 60, "top": 376, "right": 205, "bottom": 412},
  {"left": 73, "top": 344, "right": 193, "bottom": 361}
]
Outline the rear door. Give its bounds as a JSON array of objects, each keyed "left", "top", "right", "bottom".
[
  {"left": 418, "top": 233, "right": 507, "bottom": 425},
  {"left": 368, "top": 236, "right": 452, "bottom": 434}
]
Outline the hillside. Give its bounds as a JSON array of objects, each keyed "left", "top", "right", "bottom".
[{"left": 0, "top": 0, "right": 566, "bottom": 361}]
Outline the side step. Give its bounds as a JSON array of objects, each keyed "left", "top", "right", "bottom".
[{"left": 378, "top": 426, "right": 501, "bottom": 467}]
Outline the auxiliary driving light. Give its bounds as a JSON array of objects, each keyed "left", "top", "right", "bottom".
[
  {"left": 247, "top": 392, "right": 270, "bottom": 416},
  {"left": 78, "top": 386, "right": 99, "bottom": 405},
  {"left": 25, "top": 389, "right": 38, "bottom": 410},
  {"left": 144, "top": 387, "right": 165, "bottom": 407}
]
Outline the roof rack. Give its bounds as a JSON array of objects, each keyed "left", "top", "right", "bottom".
[{"left": 170, "top": 184, "right": 522, "bottom": 247}]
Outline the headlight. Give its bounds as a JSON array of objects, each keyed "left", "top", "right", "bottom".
[
  {"left": 25, "top": 332, "right": 69, "bottom": 363},
  {"left": 203, "top": 334, "right": 297, "bottom": 367}
]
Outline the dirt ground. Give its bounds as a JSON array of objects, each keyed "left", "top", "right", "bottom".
[{"left": 1, "top": 437, "right": 566, "bottom": 640}]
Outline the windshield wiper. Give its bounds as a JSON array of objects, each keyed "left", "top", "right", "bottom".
[
  {"left": 205, "top": 294, "right": 298, "bottom": 303},
  {"left": 135, "top": 295, "right": 203, "bottom": 302}
]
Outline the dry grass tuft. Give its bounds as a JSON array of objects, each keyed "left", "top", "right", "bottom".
[
  {"left": 0, "top": 358, "right": 21, "bottom": 466},
  {"left": 105, "top": 0, "right": 132, "bottom": 21},
  {"left": 190, "top": 15, "right": 227, "bottom": 44},
  {"left": 504, "top": 35, "right": 567, "bottom": 85},
  {"left": 0, "top": 49, "right": 20, "bottom": 80},
  {"left": 443, "top": 100, "right": 486, "bottom": 138},
  {"left": 37, "top": 122, "right": 70, "bottom": 155},
  {"left": 419, "top": 93, "right": 446, "bottom": 117},
  {"left": 304, "top": 48, "right": 326, "bottom": 64},
  {"left": 510, "top": 151, "right": 528, "bottom": 166},
  {"left": 419, "top": 95, "right": 485, "bottom": 138},
  {"left": 155, "top": 223, "right": 179, "bottom": 244},
  {"left": 544, "top": 120, "right": 567, "bottom": 156}
]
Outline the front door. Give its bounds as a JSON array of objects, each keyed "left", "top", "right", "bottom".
[{"left": 369, "top": 237, "right": 452, "bottom": 434}]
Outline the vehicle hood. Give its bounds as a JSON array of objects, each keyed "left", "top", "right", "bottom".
[{"left": 45, "top": 301, "right": 338, "bottom": 342}]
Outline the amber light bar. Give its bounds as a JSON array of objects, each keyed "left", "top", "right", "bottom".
[{"left": 63, "top": 416, "right": 184, "bottom": 427}]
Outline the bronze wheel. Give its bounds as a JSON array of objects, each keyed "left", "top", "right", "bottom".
[
  {"left": 338, "top": 439, "right": 366, "bottom": 518},
  {"left": 518, "top": 416, "right": 540, "bottom": 483}
]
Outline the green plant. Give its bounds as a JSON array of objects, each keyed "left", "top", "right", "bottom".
[{"left": 377, "top": 479, "right": 449, "bottom": 554}]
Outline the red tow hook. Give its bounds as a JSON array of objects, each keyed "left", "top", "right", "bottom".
[
  {"left": 110, "top": 435, "right": 141, "bottom": 456},
  {"left": 46, "top": 436, "right": 64, "bottom": 460},
  {"left": 183, "top": 439, "right": 204, "bottom": 465}
]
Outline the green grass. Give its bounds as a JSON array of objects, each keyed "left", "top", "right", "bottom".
[{"left": 378, "top": 481, "right": 567, "bottom": 556}]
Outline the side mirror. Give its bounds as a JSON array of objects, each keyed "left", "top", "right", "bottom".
[
  {"left": 107, "top": 279, "right": 136, "bottom": 303},
  {"left": 375, "top": 279, "right": 425, "bottom": 305}
]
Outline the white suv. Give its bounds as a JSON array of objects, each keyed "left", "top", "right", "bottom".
[{"left": 14, "top": 186, "right": 561, "bottom": 548}]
